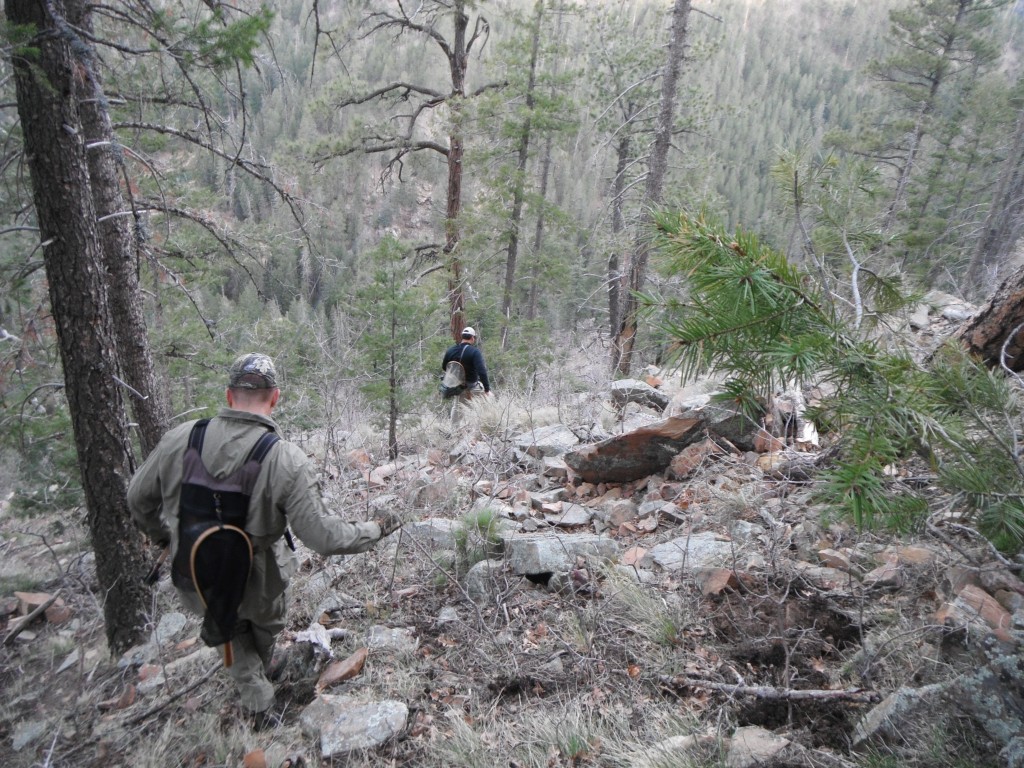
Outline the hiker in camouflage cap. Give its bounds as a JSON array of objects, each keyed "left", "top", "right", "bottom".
[{"left": 129, "top": 351, "right": 403, "bottom": 722}]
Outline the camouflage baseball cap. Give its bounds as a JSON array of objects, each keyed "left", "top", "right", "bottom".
[{"left": 227, "top": 353, "right": 278, "bottom": 389}]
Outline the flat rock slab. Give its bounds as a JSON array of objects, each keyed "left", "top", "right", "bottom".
[
  {"left": 564, "top": 417, "right": 704, "bottom": 483},
  {"left": 645, "top": 533, "right": 735, "bottom": 571},
  {"left": 505, "top": 533, "right": 620, "bottom": 575},
  {"left": 402, "top": 519, "right": 459, "bottom": 549},
  {"left": 366, "top": 625, "right": 418, "bottom": 653},
  {"left": 301, "top": 694, "right": 408, "bottom": 759},
  {"left": 543, "top": 502, "right": 593, "bottom": 528},
  {"left": 513, "top": 424, "right": 580, "bottom": 459}
]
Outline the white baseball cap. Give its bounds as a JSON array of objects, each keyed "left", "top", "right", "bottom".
[{"left": 461, "top": 327, "right": 476, "bottom": 338}]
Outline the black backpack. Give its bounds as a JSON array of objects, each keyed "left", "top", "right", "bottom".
[{"left": 171, "top": 419, "right": 279, "bottom": 667}]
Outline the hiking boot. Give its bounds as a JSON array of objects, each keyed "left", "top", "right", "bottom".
[{"left": 251, "top": 708, "right": 280, "bottom": 732}]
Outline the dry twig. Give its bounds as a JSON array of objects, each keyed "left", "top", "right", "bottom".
[{"left": 660, "top": 674, "right": 881, "bottom": 703}]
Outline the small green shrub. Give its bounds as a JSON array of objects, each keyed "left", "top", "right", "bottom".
[{"left": 454, "top": 508, "right": 503, "bottom": 576}]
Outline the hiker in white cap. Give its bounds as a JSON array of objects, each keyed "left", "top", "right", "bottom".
[{"left": 441, "top": 326, "right": 491, "bottom": 404}]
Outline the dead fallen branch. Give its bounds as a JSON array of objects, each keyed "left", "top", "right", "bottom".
[
  {"left": 3, "top": 592, "right": 60, "bottom": 646},
  {"left": 124, "top": 663, "right": 220, "bottom": 726},
  {"left": 660, "top": 674, "right": 881, "bottom": 703}
]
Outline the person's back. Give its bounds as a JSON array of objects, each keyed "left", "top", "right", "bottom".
[
  {"left": 441, "top": 327, "right": 490, "bottom": 400},
  {"left": 128, "top": 352, "right": 402, "bottom": 722}
]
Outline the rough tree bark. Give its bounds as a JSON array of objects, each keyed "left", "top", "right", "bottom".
[
  {"left": 66, "top": 0, "right": 171, "bottom": 458},
  {"left": 959, "top": 261, "right": 1024, "bottom": 372},
  {"left": 6, "top": 0, "right": 150, "bottom": 654}
]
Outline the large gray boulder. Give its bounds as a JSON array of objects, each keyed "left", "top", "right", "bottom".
[{"left": 610, "top": 379, "right": 671, "bottom": 411}]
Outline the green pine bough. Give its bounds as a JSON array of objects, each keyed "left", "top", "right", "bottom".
[{"left": 645, "top": 210, "right": 1024, "bottom": 553}]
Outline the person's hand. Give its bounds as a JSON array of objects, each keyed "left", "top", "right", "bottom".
[{"left": 374, "top": 510, "right": 403, "bottom": 538}]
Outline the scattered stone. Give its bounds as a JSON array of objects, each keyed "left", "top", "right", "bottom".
[
  {"left": 513, "top": 424, "right": 580, "bottom": 459},
  {"left": 296, "top": 622, "right": 334, "bottom": 656},
  {"left": 530, "top": 488, "right": 568, "bottom": 509},
  {"left": 599, "top": 498, "right": 639, "bottom": 528},
  {"left": 367, "top": 459, "right": 411, "bottom": 487},
  {"left": 118, "top": 642, "right": 158, "bottom": 669},
  {"left": 154, "top": 612, "right": 188, "bottom": 644},
  {"left": 436, "top": 606, "right": 459, "bottom": 625},
  {"left": 0, "top": 596, "right": 18, "bottom": 617},
  {"left": 14, "top": 591, "right": 53, "bottom": 614},
  {"left": 995, "top": 589, "right": 1024, "bottom": 614},
  {"left": 300, "top": 695, "right": 408, "bottom": 759},
  {"left": 610, "top": 379, "right": 671, "bottom": 411},
  {"left": 402, "top": 518, "right": 459, "bottom": 549},
  {"left": 56, "top": 649, "right": 80, "bottom": 674},
  {"left": 543, "top": 502, "right": 593, "bottom": 528},
  {"left": 542, "top": 456, "right": 569, "bottom": 480},
  {"left": 317, "top": 648, "right": 368, "bottom": 691},
  {"left": 853, "top": 684, "right": 945, "bottom": 749},
  {"left": 98, "top": 683, "right": 137, "bottom": 712},
  {"left": 817, "top": 548, "right": 852, "bottom": 572},
  {"left": 645, "top": 532, "right": 735, "bottom": 572},
  {"left": 667, "top": 438, "right": 727, "bottom": 480},
  {"left": 644, "top": 733, "right": 717, "bottom": 762},
  {"left": 505, "top": 533, "right": 619, "bottom": 576},
  {"left": 11, "top": 719, "right": 48, "bottom": 751},
  {"left": 864, "top": 559, "right": 903, "bottom": 589},
  {"left": 44, "top": 602, "right": 73, "bottom": 624},
  {"left": 875, "top": 544, "right": 938, "bottom": 568},
  {"left": 366, "top": 625, "right": 418, "bottom": 653},
  {"left": 729, "top": 520, "right": 761, "bottom": 542},
  {"left": 726, "top": 725, "right": 791, "bottom": 768},
  {"left": 621, "top": 546, "right": 646, "bottom": 567},
  {"left": 464, "top": 558, "right": 505, "bottom": 602},
  {"left": 697, "top": 568, "right": 739, "bottom": 596},
  {"left": 406, "top": 473, "right": 459, "bottom": 509},
  {"left": 935, "top": 584, "right": 1014, "bottom": 642},
  {"left": 791, "top": 561, "right": 857, "bottom": 591},
  {"left": 753, "top": 428, "right": 786, "bottom": 453}
]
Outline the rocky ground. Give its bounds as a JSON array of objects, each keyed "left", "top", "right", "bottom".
[{"left": 1, "top": 306, "right": 1023, "bottom": 768}]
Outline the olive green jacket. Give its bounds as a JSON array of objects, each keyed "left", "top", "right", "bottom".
[{"left": 128, "top": 407, "right": 383, "bottom": 625}]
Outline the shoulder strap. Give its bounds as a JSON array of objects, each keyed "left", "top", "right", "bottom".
[
  {"left": 245, "top": 430, "right": 280, "bottom": 464},
  {"left": 189, "top": 420, "right": 278, "bottom": 464},
  {"left": 459, "top": 343, "right": 469, "bottom": 361},
  {"left": 188, "top": 419, "right": 211, "bottom": 453}
]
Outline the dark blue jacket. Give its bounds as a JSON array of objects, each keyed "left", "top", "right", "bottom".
[{"left": 442, "top": 342, "right": 490, "bottom": 392}]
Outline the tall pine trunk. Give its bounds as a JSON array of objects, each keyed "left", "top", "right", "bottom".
[
  {"left": 66, "top": 0, "right": 171, "bottom": 458},
  {"left": 445, "top": 1, "right": 471, "bottom": 340},
  {"left": 612, "top": 0, "right": 691, "bottom": 376},
  {"left": 500, "top": 1, "right": 543, "bottom": 350},
  {"left": 6, "top": 0, "right": 150, "bottom": 654}
]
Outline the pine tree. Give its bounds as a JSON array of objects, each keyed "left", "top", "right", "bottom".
[
  {"left": 652, "top": 209, "right": 1024, "bottom": 550},
  {"left": 350, "top": 236, "right": 439, "bottom": 460}
]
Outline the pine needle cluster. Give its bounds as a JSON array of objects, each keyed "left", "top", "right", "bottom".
[{"left": 648, "top": 210, "right": 1024, "bottom": 552}]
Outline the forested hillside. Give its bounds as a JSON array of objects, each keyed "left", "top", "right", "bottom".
[
  {"left": 4, "top": 1, "right": 1024, "bottom": 766},
  {"left": 7, "top": 0, "right": 1019, "bottom": 462},
  {"left": 1, "top": 0, "right": 1024, "bottom": 683}
]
